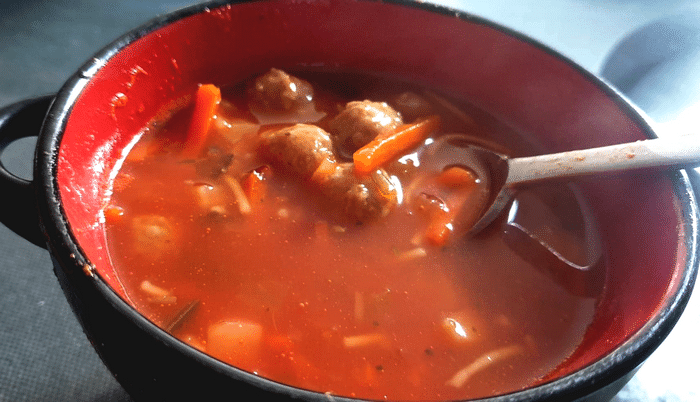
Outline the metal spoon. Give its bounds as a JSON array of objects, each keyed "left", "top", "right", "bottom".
[{"left": 464, "top": 133, "right": 700, "bottom": 235}]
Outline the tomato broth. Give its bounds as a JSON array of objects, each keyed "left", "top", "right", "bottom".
[{"left": 104, "top": 70, "right": 601, "bottom": 400}]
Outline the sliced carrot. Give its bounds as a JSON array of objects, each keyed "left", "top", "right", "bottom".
[
  {"left": 241, "top": 166, "right": 271, "bottom": 204},
  {"left": 424, "top": 166, "right": 483, "bottom": 246},
  {"left": 437, "top": 166, "right": 479, "bottom": 189},
  {"left": 425, "top": 212, "right": 454, "bottom": 247},
  {"left": 103, "top": 205, "right": 124, "bottom": 224},
  {"left": 241, "top": 174, "right": 263, "bottom": 203},
  {"left": 183, "top": 83, "right": 222, "bottom": 158},
  {"left": 309, "top": 158, "right": 338, "bottom": 184},
  {"left": 425, "top": 192, "right": 477, "bottom": 247},
  {"left": 353, "top": 115, "right": 441, "bottom": 174}
]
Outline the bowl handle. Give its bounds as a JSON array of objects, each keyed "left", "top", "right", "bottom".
[{"left": 0, "top": 95, "right": 54, "bottom": 248}]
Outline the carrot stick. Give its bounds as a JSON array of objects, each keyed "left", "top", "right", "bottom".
[
  {"left": 353, "top": 115, "right": 441, "bottom": 174},
  {"left": 437, "top": 166, "right": 479, "bottom": 189},
  {"left": 425, "top": 212, "right": 454, "bottom": 246},
  {"left": 425, "top": 169, "right": 479, "bottom": 246},
  {"left": 183, "top": 83, "right": 222, "bottom": 158},
  {"left": 310, "top": 158, "right": 338, "bottom": 184}
]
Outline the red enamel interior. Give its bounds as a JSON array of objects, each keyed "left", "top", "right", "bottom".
[{"left": 56, "top": 0, "right": 688, "bottom": 390}]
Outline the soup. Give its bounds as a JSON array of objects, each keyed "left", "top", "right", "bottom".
[{"left": 103, "top": 69, "right": 602, "bottom": 400}]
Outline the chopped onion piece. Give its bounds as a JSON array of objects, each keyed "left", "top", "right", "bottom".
[
  {"left": 370, "top": 168, "right": 402, "bottom": 204},
  {"left": 193, "top": 183, "right": 227, "bottom": 217},
  {"left": 213, "top": 117, "right": 260, "bottom": 145},
  {"left": 332, "top": 225, "right": 347, "bottom": 233},
  {"left": 207, "top": 320, "right": 264, "bottom": 364},
  {"left": 131, "top": 215, "right": 178, "bottom": 261}
]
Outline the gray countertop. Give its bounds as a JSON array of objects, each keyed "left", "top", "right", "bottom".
[{"left": 1, "top": 1, "right": 698, "bottom": 401}]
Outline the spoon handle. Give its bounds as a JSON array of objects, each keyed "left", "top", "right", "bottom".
[{"left": 506, "top": 134, "right": 700, "bottom": 185}]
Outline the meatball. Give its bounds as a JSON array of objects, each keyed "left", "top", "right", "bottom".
[
  {"left": 343, "top": 181, "right": 397, "bottom": 222},
  {"left": 391, "top": 91, "right": 433, "bottom": 121},
  {"left": 330, "top": 100, "right": 403, "bottom": 158},
  {"left": 260, "top": 124, "right": 336, "bottom": 178},
  {"left": 314, "top": 162, "right": 398, "bottom": 222},
  {"left": 248, "top": 68, "right": 315, "bottom": 113}
]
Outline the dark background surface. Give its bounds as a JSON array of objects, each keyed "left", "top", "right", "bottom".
[{"left": 1, "top": 1, "right": 699, "bottom": 401}]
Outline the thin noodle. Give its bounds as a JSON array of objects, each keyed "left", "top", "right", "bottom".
[
  {"left": 396, "top": 247, "right": 428, "bottom": 261},
  {"left": 446, "top": 345, "right": 523, "bottom": 388},
  {"left": 343, "top": 333, "right": 390, "bottom": 349},
  {"left": 224, "top": 175, "right": 252, "bottom": 215}
]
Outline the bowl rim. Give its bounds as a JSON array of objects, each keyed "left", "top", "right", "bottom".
[{"left": 34, "top": 0, "right": 700, "bottom": 401}]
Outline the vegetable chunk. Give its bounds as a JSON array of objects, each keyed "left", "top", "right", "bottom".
[
  {"left": 183, "top": 83, "right": 221, "bottom": 158},
  {"left": 207, "top": 320, "right": 264, "bottom": 367},
  {"left": 131, "top": 215, "right": 179, "bottom": 261},
  {"left": 354, "top": 115, "right": 441, "bottom": 175}
]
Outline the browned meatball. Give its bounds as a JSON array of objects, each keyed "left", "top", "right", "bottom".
[
  {"left": 260, "top": 124, "right": 335, "bottom": 178},
  {"left": 343, "top": 181, "right": 397, "bottom": 222},
  {"left": 314, "top": 162, "right": 398, "bottom": 222},
  {"left": 248, "top": 68, "right": 315, "bottom": 113},
  {"left": 330, "top": 100, "right": 403, "bottom": 158},
  {"left": 391, "top": 91, "right": 433, "bottom": 121}
]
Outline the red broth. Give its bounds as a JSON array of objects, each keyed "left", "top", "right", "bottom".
[{"left": 103, "top": 70, "right": 601, "bottom": 400}]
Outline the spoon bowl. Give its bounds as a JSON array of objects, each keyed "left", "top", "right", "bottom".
[{"left": 465, "top": 133, "right": 700, "bottom": 235}]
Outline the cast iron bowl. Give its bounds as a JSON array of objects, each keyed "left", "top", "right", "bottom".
[{"left": 0, "top": 1, "right": 697, "bottom": 401}]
